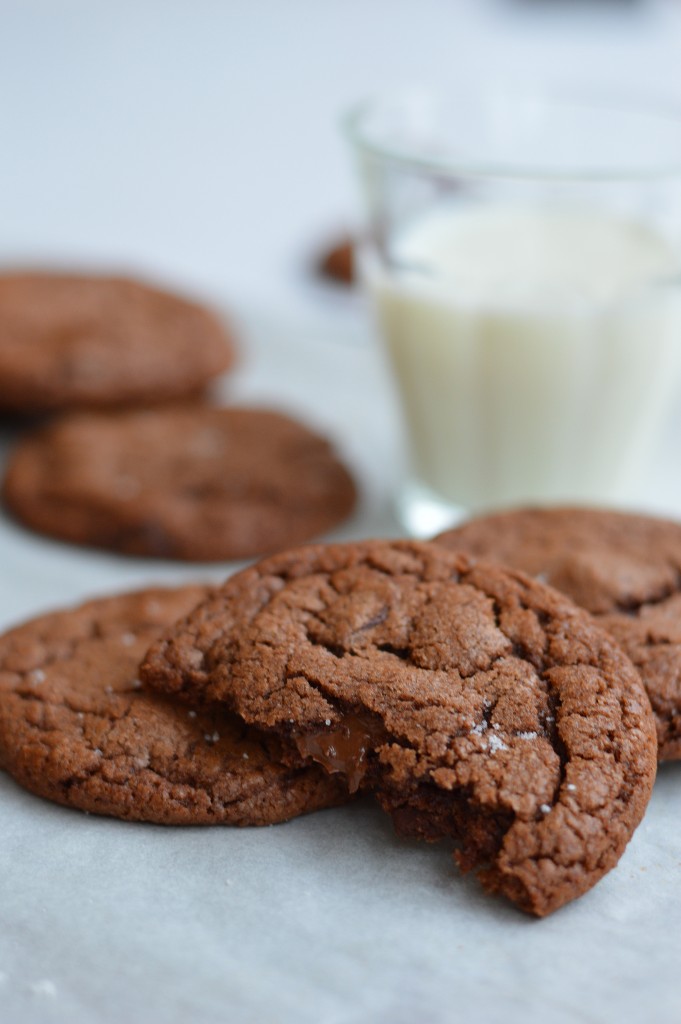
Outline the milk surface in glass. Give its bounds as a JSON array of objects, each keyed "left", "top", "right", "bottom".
[{"left": 371, "top": 203, "right": 681, "bottom": 511}]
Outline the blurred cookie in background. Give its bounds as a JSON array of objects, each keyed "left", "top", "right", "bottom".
[
  {"left": 0, "top": 271, "right": 236, "bottom": 415},
  {"left": 2, "top": 404, "right": 358, "bottom": 561}
]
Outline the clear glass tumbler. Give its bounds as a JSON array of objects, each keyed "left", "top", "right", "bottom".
[{"left": 345, "top": 90, "right": 681, "bottom": 534}]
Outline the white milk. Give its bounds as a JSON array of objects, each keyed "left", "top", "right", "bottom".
[{"left": 370, "top": 204, "right": 681, "bottom": 510}]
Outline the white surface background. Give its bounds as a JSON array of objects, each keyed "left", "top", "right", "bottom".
[{"left": 1, "top": 2, "right": 681, "bottom": 1022}]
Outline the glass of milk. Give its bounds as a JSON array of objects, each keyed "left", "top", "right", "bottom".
[{"left": 345, "top": 91, "right": 681, "bottom": 533}]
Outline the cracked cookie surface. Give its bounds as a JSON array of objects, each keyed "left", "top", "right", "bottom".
[
  {"left": 0, "top": 272, "right": 234, "bottom": 414},
  {"left": 0, "top": 586, "right": 348, "bottom": 824},
  {"left": 434, "top": 507, "right": 681, "bottom": 760},
  {"left": 141, "top": 540, "right": 657, "bottom": 916},
  {"left": 3, "top": 405, "right": 357, "bottom": 561}
]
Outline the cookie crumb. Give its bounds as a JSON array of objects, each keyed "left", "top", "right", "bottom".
[{"left": 317, "top": 238, "right": 355, "bottom": 286}]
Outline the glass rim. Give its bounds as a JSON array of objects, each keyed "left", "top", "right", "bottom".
[{"left": 342, "top": 88, "right": 681, "bottom": 183}]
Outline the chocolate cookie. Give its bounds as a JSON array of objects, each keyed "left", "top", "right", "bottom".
[
  {"left": 2, "top": 405, "right": 357, "bottom": 561},
  {"left": 434, "top": 507, "right": 681, "bottom": 760},
  {"left": 0, "top": 272, "right": 235, "bottom": 414},
  {"left": 0, "top": 587, "right": 347, "bottom": 824},
  {"left": 141, "top": 540, "right": 657, "bottom": 916}
]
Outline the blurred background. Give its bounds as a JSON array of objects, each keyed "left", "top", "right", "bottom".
[{"left": 3, "top": 0, "right": 681, "bottom": 322}]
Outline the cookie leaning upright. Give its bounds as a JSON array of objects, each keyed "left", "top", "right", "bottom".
[
  {"left": 0, "top": 586, "right": 348, "bottom": 824},
  {"left": 434, "top": 507, "right": 681, "bottom": 760},
  {"left": 141, "top": 540, "right": 657, "bottom": 916},
  {"left": 2, "top": 405, "right": 357, "bottom": 561},
  {"left": 0, "top": 272, "right": 235, "bottom": 414}
]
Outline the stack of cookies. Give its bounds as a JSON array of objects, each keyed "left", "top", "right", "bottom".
[
  {"left": 1, "top": 519, "right": 671, "bottom": 918},
  {"left": 0, "top": 271, "right": 357, "bottom": 560}
]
